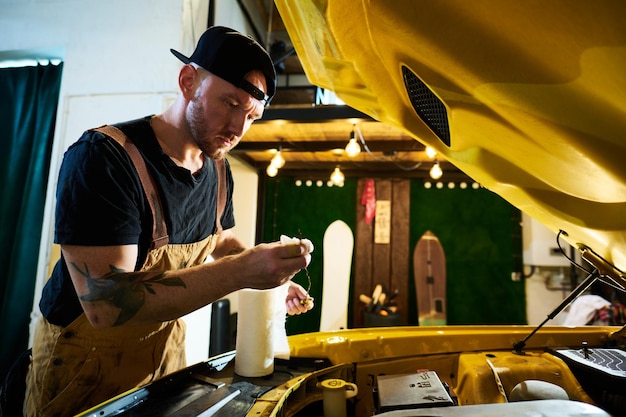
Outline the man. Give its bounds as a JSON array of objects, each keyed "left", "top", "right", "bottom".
[{"left": 25, "top": 26, "right": 313, "bottom": 416}]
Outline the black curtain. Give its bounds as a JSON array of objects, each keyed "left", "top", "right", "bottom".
[{"left": 0, "top": 63, "right": 63, "bottom": 377}]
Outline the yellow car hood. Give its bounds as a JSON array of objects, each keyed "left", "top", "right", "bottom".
[{"left": 275, "top": 0, "right": 626, "bottom": 275}]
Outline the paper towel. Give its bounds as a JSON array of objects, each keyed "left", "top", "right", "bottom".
[{"left": 235, "top": 284, "right": 290, "bottom": 377}]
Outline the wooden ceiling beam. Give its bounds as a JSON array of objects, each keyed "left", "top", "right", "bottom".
[
  {"left": 244, "top": 160, "right": 458, "bottom": 171},
  {"left": 232, "top": 139, "right": 425, "bottom": 153}
]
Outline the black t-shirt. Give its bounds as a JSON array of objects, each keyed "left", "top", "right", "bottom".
[{"left": 40, "top": 116, "right": 235, "bottom": 326}]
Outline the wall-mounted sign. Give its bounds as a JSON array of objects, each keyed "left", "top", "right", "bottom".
[{"left": 374, "top": 200, "right": 391, "bottom": 244}]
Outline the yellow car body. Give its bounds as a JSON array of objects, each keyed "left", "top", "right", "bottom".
[{"left": 275, "top": 0, "right": 626, "bottom": 272}]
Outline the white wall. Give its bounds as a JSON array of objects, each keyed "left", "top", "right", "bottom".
[
  {"left": 0, "top": 0, "right": 260, "bottom": 365},
  {"left": 522, "top": 213, "right": 579, "bottom": 325}
]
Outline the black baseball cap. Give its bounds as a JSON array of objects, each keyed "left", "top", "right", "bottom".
[{"left": 170, "top": 26, "right": 277, "bottom": 104}]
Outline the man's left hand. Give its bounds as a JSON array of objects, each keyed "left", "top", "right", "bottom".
[{"left": 286, "top": 281, "right": 313, "bottom": 315}]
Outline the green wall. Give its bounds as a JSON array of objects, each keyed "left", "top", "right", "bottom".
[
  {"left": 262, "top": 178, "right": 357, "bottom": 334},
  {"left": 261, "top": 177, "right": 525, "bottom": 335},
  {"left": 408, "top": 182, "right": 525, "bottom": 325}
]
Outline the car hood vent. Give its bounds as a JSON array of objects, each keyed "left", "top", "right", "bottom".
[{"left": 402, "top": 66, "right": 450, "bottom": 146}]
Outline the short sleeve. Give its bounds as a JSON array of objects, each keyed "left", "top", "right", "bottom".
[{"left": 54, "top": 130, "right": 149, "bottom": 246}]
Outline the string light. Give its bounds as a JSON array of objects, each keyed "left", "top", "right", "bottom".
[
  {"left": 263, "top": 128, "right": 461, "bottom": 183},
  {"left": 266, "top": 163, "right": 278, "bottom": 177},
  {"left": 330, "top": 166, "right": 345, "bottom": 186},
  {"left": 429, "top": 160, "right": 443, "bottom": 179},
  {"left": 266, "top": 147, "right": 285, "bottom": 177},
  {"left": 345, "top": 126, "right": 361, "bottom": 157},
  {"left": 270, "top": 148, "right": 285, "bottom": 169}
]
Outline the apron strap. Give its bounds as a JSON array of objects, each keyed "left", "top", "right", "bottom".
[
  {"left": 91, "top": 125, "right": 169, "bottom": 250},
  {"left": 214, "top": 158, "right": 226, "bottom": 234}
]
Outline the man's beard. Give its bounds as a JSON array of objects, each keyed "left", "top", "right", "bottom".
[{"left": 186, "top": 98, "right": 228, "bottom": 160}]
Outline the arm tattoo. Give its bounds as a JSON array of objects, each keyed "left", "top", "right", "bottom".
[{"left": 74, "top": 263, "right": 186, "bottom": 326}]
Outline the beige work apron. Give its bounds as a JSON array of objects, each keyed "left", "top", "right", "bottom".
[
  {"left": 25, "top": 235, "right": 219, "bottom": 417},
  {"left": 25, "top": 124, "right": 227, "bottom": 417}
]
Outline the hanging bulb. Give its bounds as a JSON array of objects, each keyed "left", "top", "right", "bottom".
[
  {"left": 270, "top": 149, "right": 285, "bottom": 168},
  {"left": 330, "top": 166, "right": 345, "bottom": 186},
  {"left": 345, "top": 128, "right": 361, "bottom": 157},
  {"left": 266, "top": 163, "right": 278, "bottom": 177},
  {"left": 345, "top": 137, "right": 361, "bottom": 157},
  {"left": 425, "top": 146, "right": 437, "bottom": 159},
  {"left": 430, "top": 160, "right": 443, "bottom": 179}
]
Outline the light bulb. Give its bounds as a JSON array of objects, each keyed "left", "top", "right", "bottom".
[
  {"left": 330, "top": 166, "right": 345, "bottom": 186},
  {"left": 345, "top": 137, "right": 361, "bottom": 157},
  {"left": 270, "top": 150, "right": 285, "bottom": 168},
  {"left": 429, "top": 161, "right": 443, "bottom": 179},
  {"left": 266, "top": 163, "right": 278, "bottom": 177},
  {"left": 425, "top": 146, "right": 437, "bottom": 159}
]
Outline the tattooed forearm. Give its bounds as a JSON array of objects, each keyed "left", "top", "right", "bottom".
[{"left": 74, "top": 263, "right": 186, "bottom": 326}]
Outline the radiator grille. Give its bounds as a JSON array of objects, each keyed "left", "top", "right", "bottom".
[{"left": 402, "top": 66, "right": 450, "bottom": 146}]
